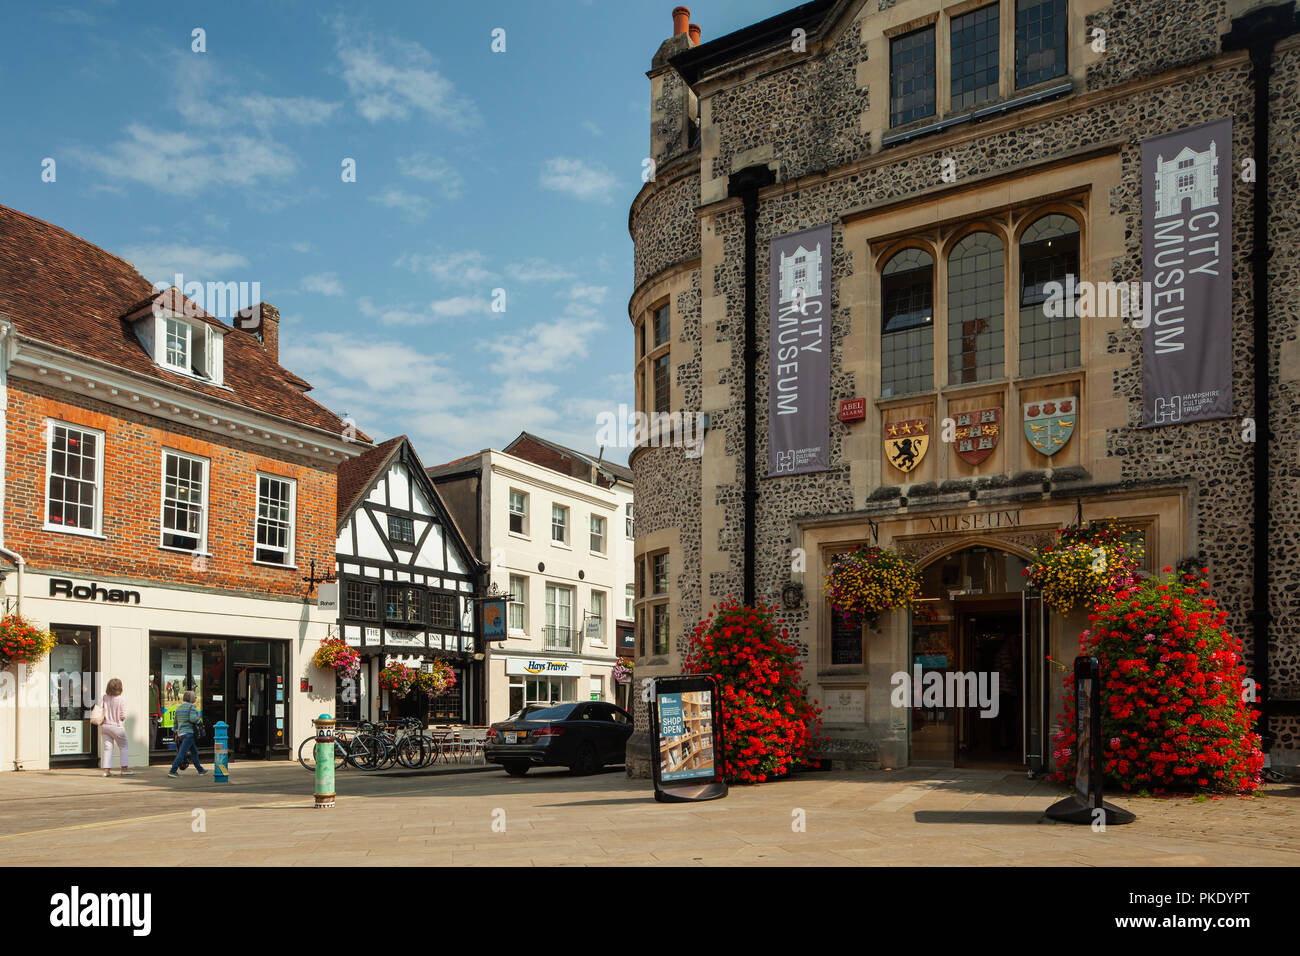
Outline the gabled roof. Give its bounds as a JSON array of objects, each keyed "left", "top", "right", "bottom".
[
  {"left": 335, "top": 434, "right": 484, "bottom": 572},
  {"left": 505, "top": 431, "right": 634, "bottom": 485},
  {"left": 336, "top": 435, "right": 406, "bottom": 523},
  {"left": 0, "top": 203, "right": 360, "bottom": 438}
]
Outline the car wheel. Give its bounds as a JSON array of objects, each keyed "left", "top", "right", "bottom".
[
  {"left": 503, "top": 761, "right": 530, "bottom": 777},
  {"left": 570, "top": 743, "right": 599, "bottom": 776}
]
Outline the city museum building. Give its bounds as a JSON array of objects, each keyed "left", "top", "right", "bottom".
[{"left": 626, "top": 0, "right": 1300, "bottom": 775}]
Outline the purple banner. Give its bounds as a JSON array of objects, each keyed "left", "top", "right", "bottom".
[
  {"left": 1141, "top": 117, "right": 1233, "bottom": 427},
  {"left": 768, "top": 224, "right": 831, "bottom": 476}
]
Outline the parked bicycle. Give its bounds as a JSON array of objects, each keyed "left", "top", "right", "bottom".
[{"left": 297, "top": 722, "right": 357, "bottom": 771}]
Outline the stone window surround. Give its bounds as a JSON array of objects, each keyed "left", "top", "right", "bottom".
[
  {"left": 871, "top": 196, "right": 1088, "bottom": 395},
  {"left": 875, "top": 0, "right": 1076, "bottom": 138},
  {"left": 637, "top": 296, "right": 672, "bottom": 419},
  {"left": 634, "top": 529, "right": 677, "bottom": 664}
]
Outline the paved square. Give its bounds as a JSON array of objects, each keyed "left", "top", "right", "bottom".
[{"left": 0, "top": 764, "right": 1295, "bottom": 866}]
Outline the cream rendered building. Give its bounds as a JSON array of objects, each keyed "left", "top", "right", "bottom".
[{"left": 428, "top": 435, "right": 634, "bottom": 724}]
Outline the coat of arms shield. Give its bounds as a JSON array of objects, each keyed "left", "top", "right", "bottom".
[
  {"left": 1024, "top": 397, "right": 1077, "bottom": 456},
  {"left": 884, "top": 418, "right": 930, "bottom": 474},
  {"left": 953, "top": 407, "right": 1001, "bottom": 465}
]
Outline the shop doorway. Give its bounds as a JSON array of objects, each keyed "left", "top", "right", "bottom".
[{"left": 232, "top": 666, "right": 271, "bottom": 757}]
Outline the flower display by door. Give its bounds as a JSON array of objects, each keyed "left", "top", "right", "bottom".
[
  {"left": 823, "top": 545, "right": 922, "bottom": 630},
  {"left": 413, "top": 660, "right": 457, "bottom": 698},
  {"left": 377, "top": 661, "right": 415, "bottom": 698},
  {"left": 1023, "top": 521, "right": 1143, "bottom": 615},
  {"left": 685, "top": 599, "right": 825, "bottom": 784},
  {"left": 1052, "top": 567, "right": 1263, "bottom": 793}
]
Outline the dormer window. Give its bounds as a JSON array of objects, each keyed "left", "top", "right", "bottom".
[
  {"left": 163, "top": 317, "right": 191, "bottom": 372},
  {"left": 134, "top": 309, "right": 224, "bottom": 385}
]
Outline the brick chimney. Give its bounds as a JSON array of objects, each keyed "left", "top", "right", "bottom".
[
  {"left": 236, "top": 301, "right": 281, "bottom": 362},
  {"left": 257, "top": 302, "right": 280, "bottom": 363},
  {"left": 689, "top": 22, "right": 701, "bottom": 45},
  {"left": 673, "top": 6, "right": 690, "bottom": 36}
]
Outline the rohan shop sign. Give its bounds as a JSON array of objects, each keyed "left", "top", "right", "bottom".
[{"left": 49, "top": 578, "right": 141, "bottom": 604}]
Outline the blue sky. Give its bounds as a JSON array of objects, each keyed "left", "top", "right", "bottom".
[{"left": 0, "top": 0, "right": 793, "bottom": 466}]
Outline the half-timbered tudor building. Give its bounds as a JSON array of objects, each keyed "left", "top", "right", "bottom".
[{"left": 334, "top": 436, "right": 487, "bottom": 725}]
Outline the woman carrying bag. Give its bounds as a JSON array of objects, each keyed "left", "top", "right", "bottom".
[{"left": 92, "top": 678, "right": 132, "bottom": 777}]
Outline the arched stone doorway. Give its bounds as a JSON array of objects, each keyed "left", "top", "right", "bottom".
[{"left": 908, "top": 543, "right": 1046, "bottom": 770}]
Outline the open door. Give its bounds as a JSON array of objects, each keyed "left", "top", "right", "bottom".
[{"left": 1022, "top": 589, "right": 1047, "bottom": 775}]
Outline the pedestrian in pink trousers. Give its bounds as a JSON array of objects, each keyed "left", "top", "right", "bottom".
[{"left": 99, "top": 678, "right": 132, "bottom": 777}]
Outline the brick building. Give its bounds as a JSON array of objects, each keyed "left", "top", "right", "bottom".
[
  {"left": 627, "top": 2, "right": 1300, "bottom": 775},
  {"left": 0, "top": 204, "right": 364, "bottom": 770}
]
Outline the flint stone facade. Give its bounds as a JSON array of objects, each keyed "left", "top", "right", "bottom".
[{"left": 627, "top": 0, "right": 1300, "bottom": 778}]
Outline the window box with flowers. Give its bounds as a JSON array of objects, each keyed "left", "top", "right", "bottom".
[
  {"left": 1023, "top": 521, "right": 1143, "bottom": 615},
  {"left": 823, "top": 545, "right": 922, "bottom": 630}
]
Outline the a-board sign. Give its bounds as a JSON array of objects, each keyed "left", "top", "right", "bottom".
[
  {"left": 649, "top": 674, "right": 727, "bottom": 803},
  {"left": 1046, "top": 655, "right": 1136, "bottom": 825}
]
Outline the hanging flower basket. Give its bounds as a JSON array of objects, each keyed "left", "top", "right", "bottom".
[
  {"left": 1023, "top": 521, "right": 1144, "bottom": 615},
  {"left": 413, "top": 660, "right": 457, "bottom": 698},
  {"left": 0, "top": 615, "right": 57, "bottom": 669},
  {"left": 612, "top": 657, "right": 634, "bottom": 684},
  {"left": 823, "top": 545, "right": 921, "bottom": 630},
  {"left": 378, "top": 661, "right": 416, "bottom": 698},
  {"left": 312, "top": 637, "right": 360, "bottom": 678}
]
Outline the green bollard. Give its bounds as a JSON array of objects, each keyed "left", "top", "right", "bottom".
[{"left": 313, "top": 714, "right": 336, "bottom": 809}]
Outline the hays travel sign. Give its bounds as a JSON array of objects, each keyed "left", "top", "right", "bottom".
[{"left": 1141, "top": 118, "right": 1233, "bottom": 427}]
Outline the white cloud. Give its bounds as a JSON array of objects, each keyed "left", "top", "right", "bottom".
[
  {"left": 430, "top": 296, "right": 491, "bottom": 318},
  {"left": 565, "top": 283, "right": 608, "bottom": 305},
  {"left": 290, "top": 241, "right": 313, "bottom": 253},
  {"left": 235, "top": 93, "right": 339, "bottom": 127},
  {"left": 335, "top": 27, "right": 479, "bottom": 130},
  {"left": 507, "top": 258, "right": 576, "bottom": 283},
  {"left": 357, "top": 296, "right": 432, "bottom": 327},
  {"left": 75, "top": 124, "right": 297, "bottom": 195},
  {"left": 539, "top": 157, "right": 618, "bottom": 203},
  {"left": 397, "top": 153, "right": 464, "bottom": 199},
  {"left": 369, "top": 187, "right": 432, "bottom": 221},
  {"left": 395, "top": 249, "right": 496, "bottom": 284},
  {"left": 121, "top": 243, "right": 251, "bottom": 284},
  {"left": 581, "top": 120, "right": 604, "bottom": 137},
  {"left": 301, "top": 272, "right": 345, "bottom": 296},
  {"left": 485, "top": 316, "right": 605, "bottom": 374},
  {"left": 280, "top": 329, "right": 606, "bottom": 462},
  {"left": 76, "top": 56, "right": 330, "bottom": 196}
]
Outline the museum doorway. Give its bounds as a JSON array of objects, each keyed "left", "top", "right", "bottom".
[{"left": 909, "top": 544, "right": 1045, "bottom": 770}]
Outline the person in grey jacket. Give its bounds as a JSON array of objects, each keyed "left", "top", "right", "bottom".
[{"left": 167, "top": 691, "right": 208, "bottom": 778}]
